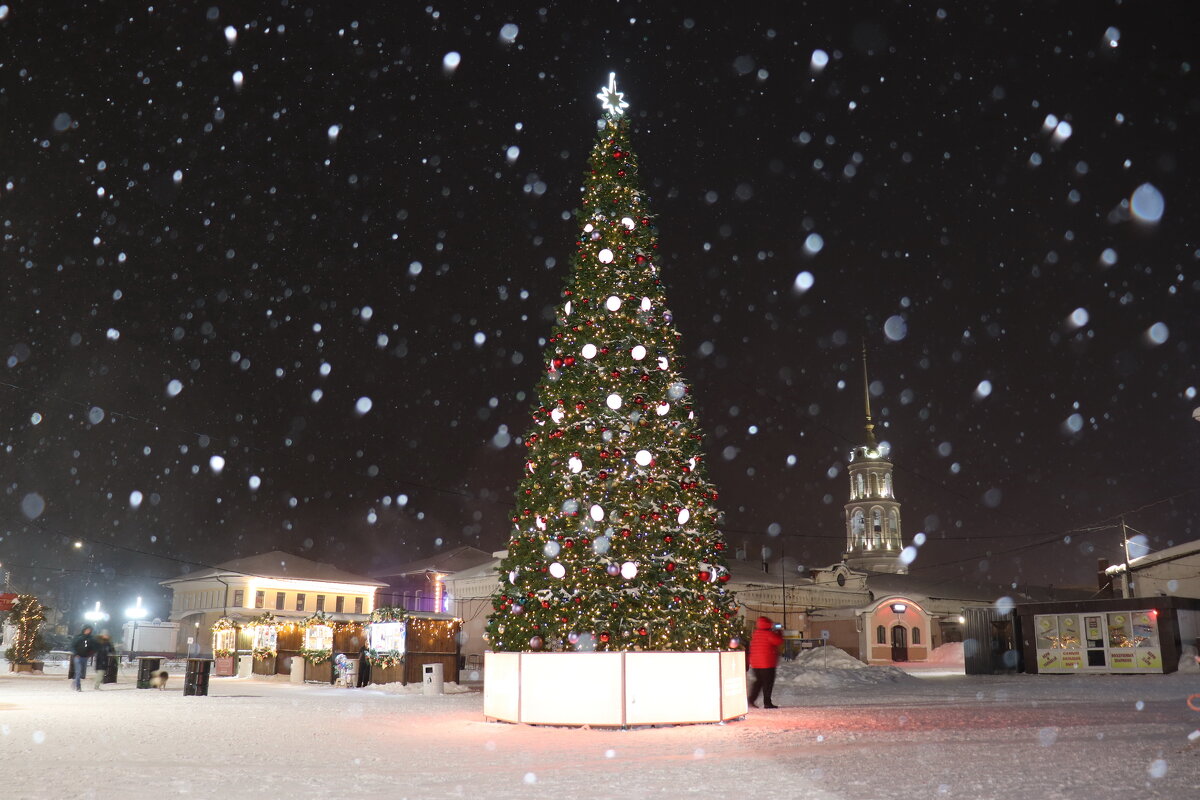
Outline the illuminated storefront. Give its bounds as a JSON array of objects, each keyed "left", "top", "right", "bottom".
[{"left": 1018, "top": 597, "right": 1200, "bottom": 675}]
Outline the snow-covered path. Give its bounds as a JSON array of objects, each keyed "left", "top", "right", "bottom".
[{"left": 2, "top": 663, "right": 1197, "bottom": 799}]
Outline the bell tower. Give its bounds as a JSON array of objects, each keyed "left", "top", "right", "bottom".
[{"left": 843, "top": 344, "right": 906, "bottom": 573}]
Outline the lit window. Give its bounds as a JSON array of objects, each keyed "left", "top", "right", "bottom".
[
  {"left": 876, "top": 625, "right": 886, "bottom": 644},
  {"left": 335, "top": 596, "right": 345, "bottom": 613},
  {"left": 275, "top": 592, "right": 286, "bottom": 611},
  {"left": 254, "top": 591, "right": 265, "bottom": 609},
  {"left": 316, "top": 595, "right": 326, "bottom": 612},
  {"left": 912, "top": 626, "right": 921, "bottom": 645},
  {"left": 354, "top": 597, "right": 364, "bottom": 614},
  {"left": 233, "top": 590, "right": 244, "bottom": 607},
  {"left": 296, "top": 594, "right": 306, "bottom": 612}
]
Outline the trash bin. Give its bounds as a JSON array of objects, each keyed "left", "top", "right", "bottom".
[
  {"left": 237, "top": 655, "right": 252, "bottom": 678},
  {"left": 136, "top": 657, "right": 162, "bottom": 689},
  {"left": 289, "top": 656, "right": 304, "bottom": 685},
  {"left": 184, "top": 658, "right": 213, "bottom": 696},
  {"left": 422, "top": 662, "right": 444, "bottom": 695}
]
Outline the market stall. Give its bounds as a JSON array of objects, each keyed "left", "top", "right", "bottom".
[
  {"left": 367, "top": 608, "right": 461, "bottom": 685},
  {"left": 211, "top": 617, "right": 238, "bottom": 676},
  {"left": 1019, "top": 597, "right": 1200, "bottom": 674}
]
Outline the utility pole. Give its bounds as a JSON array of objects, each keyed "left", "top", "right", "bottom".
[
  {"left": 1120, "top": 515, "right": 1132, "bottom": 599},
  {"left": 780, "top": 537, "right": 787, "bottom": 631}
]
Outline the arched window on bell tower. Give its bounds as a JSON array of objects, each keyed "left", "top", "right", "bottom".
[
  {"left": 851, "top": 509, "right": 865, "bottom": 548},
  {"left": 856, "top": 473, "right": 865, "bottom": 500},
  {"left": 884, "top": 473, "right": 893, "bottom": 498}
]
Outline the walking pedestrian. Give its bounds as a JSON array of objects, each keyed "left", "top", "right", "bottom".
[
  {"left": 70, "top": 625, "right": 96, "bottom": 692},
  {"left": 747, "top": 616, "right": 784, "bottom": 709},
  {"left": 93, "top": 633, "right": 115, "bottom": 689}
]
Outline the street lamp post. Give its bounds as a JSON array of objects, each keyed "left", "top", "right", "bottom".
[{"left": 125, "top": 596, "right": 148, "bottom": 660}]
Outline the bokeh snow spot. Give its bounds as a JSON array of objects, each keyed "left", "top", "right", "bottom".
[
  {"left": 1130, "top": 183, "right": 1164, "bottom": 223},
  {"left": 21, "top": 493, "right": 45, "bottom": 519},
  {"left": 883, "top": 315, "right": 907, "bottom": 341}
]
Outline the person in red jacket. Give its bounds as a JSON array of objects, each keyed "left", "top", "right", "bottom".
[{"left": 747, "top": 616, "right": 784, "bottom": 708}]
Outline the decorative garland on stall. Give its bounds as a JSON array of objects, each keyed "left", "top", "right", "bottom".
[
  {"left": 367, "top": 648, "right": 404, "bottom": 669},
  {"left": 299, "top": 611, "right": 334, "bottom": 664},
  {"left": 248, "top": 612, "right": 279, "bottom": 660},
  {"left": 211, "top": 617, "right": 237, "bottom": 658}
]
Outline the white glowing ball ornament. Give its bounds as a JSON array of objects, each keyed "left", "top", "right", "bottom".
[
  {"left": 590, "top": 504, "right": 605, "bottom": 521},
  {"left": 568, "top": 457, "right": 583, "bottom": 473},
  {"left": 678, "top": 508, "right": 691, "bottom": 524},
  {"left": 581, "top": 343, "right": 598, "bottom": 359},
  {"left": 605, "top": 295, "right": 622, "bottom": 311},
  {"left": 635, "top": 450, "right": 653, "bottom": 466},
  {"left": 606, "top": 393, "right": 622, "bottom": 410},
  {"left": 631, "top": 345, "right": 647, "bottom": 361},
  {"left": 550, "top": 407, "right": 565, "bottom": 423},
  {"left": 620, "top": 561, "right": 638, "bottom": 579},
  {"left": 598, "top": 248, "right": 614, "bottom": 264},
  {"left": 549, "top": 562, "right": 566, "bottom": 579},
  {"left": 622, "top": 217, "right": 635, "bottom": 229}
]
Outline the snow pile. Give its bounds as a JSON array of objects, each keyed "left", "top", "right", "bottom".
[
  {"left": 777, "top": 645, "right": 914, "bottom": 688},
  {"left": 926, "top": 641, "right": 965, "bottom": 666}
]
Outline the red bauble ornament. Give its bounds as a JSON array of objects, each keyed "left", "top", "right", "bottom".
[
  {"left": 564, "top": 356, "right": 576, "bottom": 367},
  {"left": 665, "top": 563, "right": 675, "bottom": 572},
  {"left": 698, "top": 571, "right": 711, "bottom": 582},
  {"left": 600, "top": 632, "right": 611, "bottom": 643},
  {"left": 663, "top": 535, "right": 673, "bottom": 543},
  {"left": 638, "top": 628, "right": 647, "bottom": 636}
]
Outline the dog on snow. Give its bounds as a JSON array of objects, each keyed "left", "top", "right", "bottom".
[{"left": 148, "top": 670, "right": 170, "bottom": 690}]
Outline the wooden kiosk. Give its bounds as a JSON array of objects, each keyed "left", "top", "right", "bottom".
[{"left": 366, "top": 608, "right": 461, "bottom": 685}]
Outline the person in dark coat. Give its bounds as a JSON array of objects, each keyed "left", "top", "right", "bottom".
[
  {"left": 92, "top": 634, "right": 116, "bottom": 689},
  {"left": 70, "top": 625, "right": 96, "bottom": 692},
  {"left": 747, "top": 616, "right": 784, "bottom": 709},
  {"left": 356, "top": 645, "right": 372, "bottom": 687}
]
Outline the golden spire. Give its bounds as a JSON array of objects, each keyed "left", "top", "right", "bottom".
[{"left": 862, "top": 340, "right": 877, "bottom": 446}]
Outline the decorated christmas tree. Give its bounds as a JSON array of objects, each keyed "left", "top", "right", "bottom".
[
  {"left": 4, "top": 594, "right": 48, "bottom": 664},
  {"left": 486, "top": 75, "right": 740, "bottom": 654}
]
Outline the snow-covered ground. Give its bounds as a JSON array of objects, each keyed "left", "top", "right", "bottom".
[{"left": 3, "top": 646, "right": 1198, "bottom": 799}]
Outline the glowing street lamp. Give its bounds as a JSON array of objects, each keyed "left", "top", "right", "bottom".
[
  {"left": 84, "top": 601, "right": 109, "bottom": 623},
  {"left": 125, "top": 596, "right": 148, "bottom": 619}
]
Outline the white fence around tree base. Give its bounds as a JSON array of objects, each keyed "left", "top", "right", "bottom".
[{"left": 484, "top": 650, "right": 747, "bottom": 726}]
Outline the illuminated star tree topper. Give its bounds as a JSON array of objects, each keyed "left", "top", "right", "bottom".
[{"left": 596, "top": 71, "right": 630, "bottom": 116}]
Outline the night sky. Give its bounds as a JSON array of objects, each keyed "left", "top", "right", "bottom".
[{"left": 2, "top": 1, "right": 1196, "bottom": 624}]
